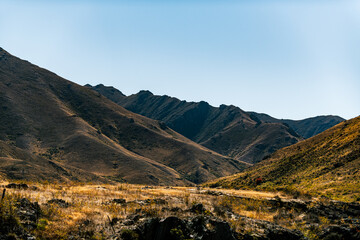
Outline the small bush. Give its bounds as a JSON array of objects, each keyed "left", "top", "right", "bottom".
[
  {"left": 170, "top": 228, "right": 185, "bottom": 240},
  {"left": 120, "top": 229, "right": 139, "bottom": 240},
  {"left": 37, "top": 218, "right": 48, "bottom": 231}
]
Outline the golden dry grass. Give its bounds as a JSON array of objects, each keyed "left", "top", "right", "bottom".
[{"left": 0, "top": 180, "right": 293, "bottom": 239}]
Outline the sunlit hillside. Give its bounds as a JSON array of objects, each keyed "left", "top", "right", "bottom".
[{"left": 208, "top": 116, "right": 360, "bottom": 202}]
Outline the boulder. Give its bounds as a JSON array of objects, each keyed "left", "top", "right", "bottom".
[{"left": 6, "top": 183, "right": 29, "bottom": 190}]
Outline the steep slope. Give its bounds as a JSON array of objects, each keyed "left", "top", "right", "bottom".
[
  {"left": 88, "top": 85, "right": 302, "bottom": 164},
  {"left": 0, "top": 140, "right": 105, "bottom": 183},
  {"left": 250, "top": 112, "right": 344, "bottom": 139},
  {"left": 0, "top": 48, "right": 248, "bottom": 185},
  {"left": 207, "top": 116, "right": 360, "bottom": 202}
]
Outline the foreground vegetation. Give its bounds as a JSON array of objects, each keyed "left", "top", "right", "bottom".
[{"left": 1, "top": 181, "right": 359, "bottom": 239}]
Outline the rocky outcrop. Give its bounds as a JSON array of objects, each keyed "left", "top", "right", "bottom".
[
  {"left": 318, "top": 225, "right": 360, "bottom": 240},
  {"left": 113, "top": 215, "right": 306, "bottom": 240},
  {"left": 0, "top": 198, "right": 40, "bottom": 240},
  {"left": 131, "top": 216, "right": 238, "bottom": 240}
]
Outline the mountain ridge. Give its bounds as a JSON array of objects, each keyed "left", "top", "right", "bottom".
[
  {"left": 249, "top": 112, "right": 345, "bottom": 139},
  {"left": 0, "top": 47, "right": 248, "bottom": 185},
  {"left": 88, "top": 84, "right": 343, "bottom": 164}
]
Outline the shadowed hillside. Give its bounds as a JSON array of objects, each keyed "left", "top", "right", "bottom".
[
  {"left": 207, "top": 116, "right": 360, "bottom": 202},
  {"left": 0, "top": 48, "right": 249, "bottom": 185},
  {"left": 88, "top": 85, "right": 305, "bottom": 164},
  {"left": 89, "top": 85, "right": 343, "bottom": 164}
]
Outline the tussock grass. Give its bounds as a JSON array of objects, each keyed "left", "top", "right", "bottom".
[
  {"left": 2, "top": 180, "right": 351, "bottom": 239},
  {"left": 0, "top": 181, "right": 293, "bottom": 239}
]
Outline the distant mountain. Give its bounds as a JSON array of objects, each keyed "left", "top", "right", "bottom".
[
  {"left": 87, "top": 85, "right": 305, "bottom": 164},
  {"left": 0, "top": 48, "right": 249, "bottom": 185},
  {"left": 249, "top": 112, "right": 344, "bottom": 139},
  {"left": 207, "top": 116, "right": 360, "bottom": 202}
]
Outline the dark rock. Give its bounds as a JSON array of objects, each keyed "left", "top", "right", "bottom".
[
  {"left": 124, "top": 220, "right": 135, "bottom": 226},
  {"left": 205, "top": 190, "right": 223, "bottom": 196},
  {"left": 47, "top": 198, "right": 69, "bottom": 208},
  {"left": 203, "top": 219, "right": 237, "bottom": 240},
  {"left": 110, "top": 217, "right": 120, "bottom": 225},
  {"left": 111, "top": 198, "right": 126, "bottom": 204},
  {"left": 16, "top": 198, "right": 41, "bottom": 222},
  {"left": 77, "top": 219, "right": 97, "bottom": 239},
  {"left": 152, "top": 199, "right": 167, "bottom": 205},
  {"left": 16, "top": 198, "right": 41, "bottom": 231},
  {"left": 170, "top": 207, "right": 183, "bottom": 213},
  {"left": 129, "top": 214, "right": 141, "bottom": 222},
  {"left": 238, "top": 216, "right": 306, "bottom": 240},
  {"left": 145, "top": 198, "right": 167, "bottom": 205},
  {"left": 303, "top": 212, "right": 320, "bottom": 223},
  {"left": 190, "top": 203, "right": 206, "bottom": 214},
  {"left": 29, "top": 186, "right": 39, "bottom": 191},
  {"left": 265, "top": 225, "right": 304, "bottom": 240},
  {"left": 155, "top": 216, "right": 188, "bottom": 240},
  {"left": 132, "top": 216, "right": 238, "bottom": 240},
  {"left": 136, "top": 217, "right": 160, "bottom": 240},
  {"left": 318, "top": 225, "right": 360, "bottom": 240},
  {"left": 0, "top": 198, "right": 39, "bottom": 239},
  {"left": 136, "top": 217, "right": 187, "bottom": 240},
  {"left": 120, "top": 229, "right": 139, "bottom": 240},
  {"left": 6, "top": 183, "right": 29, "bottom": 190}
]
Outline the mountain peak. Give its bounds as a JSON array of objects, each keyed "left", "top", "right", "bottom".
[{"left": 138, "top": 90, "right": 154, "bottom": 95}]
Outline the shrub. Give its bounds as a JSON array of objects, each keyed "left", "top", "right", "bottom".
[
  {"left": 37, "top": 218, "right": 48, "bottom": 231},
  {"left": 120, "top": 229, "right": 139, "bottom": 240},
  {"left": 170, "top": 228, "right": 185, "bottom": 240}
]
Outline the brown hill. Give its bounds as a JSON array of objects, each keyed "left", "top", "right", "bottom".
[
  {"left": 207, "top": 116, "right": 360, "bottom": 202},
  {"left": 87, "top": 85, "right": 303, "bottom": 164},
  {"left": 0, "top": 48, "right": 249, "bottom": 185}
]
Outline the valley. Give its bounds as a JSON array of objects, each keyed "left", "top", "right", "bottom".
[{"left": 0, "top": 47, "right": 358, "bottom": 240}]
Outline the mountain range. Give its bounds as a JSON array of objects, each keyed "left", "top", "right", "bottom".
[
  {"left": 0, "top": 47, "right": 349, "bottom": 188},
  {"left": 88, "top": 84, "right": 344, "bottom": 164},
  {"left": 0, "top": 47, "right": 249, "bottom": 185}
]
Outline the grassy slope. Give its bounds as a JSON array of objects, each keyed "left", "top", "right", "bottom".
[
  {"left": 207, "top": 116, "right": 360, "bottom": 202},
  {"left": 0, "top": 140, "right": 107, "bottom": 183}
]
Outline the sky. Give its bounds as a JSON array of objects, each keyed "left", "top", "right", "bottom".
[{"left": 0, "top": 0, "right": 359, "bottom": 120}]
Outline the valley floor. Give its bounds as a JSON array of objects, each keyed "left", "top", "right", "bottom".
[{"left": 0, "top": 181, "right": 359, "bottom": 240}]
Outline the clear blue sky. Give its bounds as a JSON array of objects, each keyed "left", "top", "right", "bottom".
[{"left": 1, "top": 0, "right": 359, "bottom": 120}]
